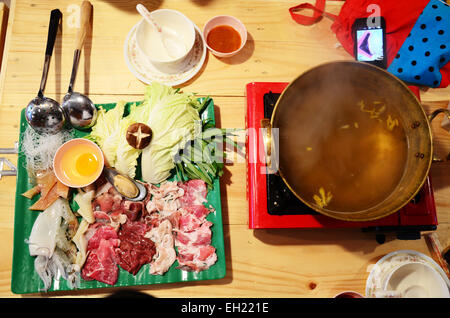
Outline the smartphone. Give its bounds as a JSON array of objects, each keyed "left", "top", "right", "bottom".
[{"left": 352, "top": 17, "right": 387, "bottom": 69}]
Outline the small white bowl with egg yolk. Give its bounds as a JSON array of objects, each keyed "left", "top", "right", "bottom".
[{"left": 53, "top": 138, "right": 104, "bottom": 188}]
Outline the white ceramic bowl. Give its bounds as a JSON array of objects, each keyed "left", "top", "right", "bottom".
[
  {"left": 135, "top": 9, "right": 195, "bottom": 72},
  {"left": 202, "top": 15, "right": 247, "bottom": 58},
  {"left": 383, "top": 262, "right": 450, "bottom": 298}
]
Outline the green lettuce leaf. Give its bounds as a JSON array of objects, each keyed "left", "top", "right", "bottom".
[
  {"left": 139, "top": 82, "right": 201, "bottom": 184},
  {"left": 87, "top": 101, "right": 141, "bottom": 178}
]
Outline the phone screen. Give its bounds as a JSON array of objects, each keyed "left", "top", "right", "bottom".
[{"left": 356, "top": 28, "right": 384, "bottom": 62}]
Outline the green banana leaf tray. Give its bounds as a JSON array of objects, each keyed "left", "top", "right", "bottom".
[{"left": 11, "top": 98, "right": 226, "bottom": 294}]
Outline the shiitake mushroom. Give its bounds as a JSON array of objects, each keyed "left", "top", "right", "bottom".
[{"left": 126, "top": 123, "right": 152, "bottom": 149}]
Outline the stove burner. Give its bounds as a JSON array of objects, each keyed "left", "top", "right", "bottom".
[{"left": 267, "top": 173, "right": 319, "bottom": 215}]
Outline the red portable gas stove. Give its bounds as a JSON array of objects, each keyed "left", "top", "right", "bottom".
[{"left": 246, "top": 82, "right": 438, "bottom": 242}]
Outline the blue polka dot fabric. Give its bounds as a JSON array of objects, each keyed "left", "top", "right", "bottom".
[{"left": 388, "top": 0, "right": 450, "bottom": 87}]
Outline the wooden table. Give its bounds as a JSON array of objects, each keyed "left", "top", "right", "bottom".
[{"left": 0, "top": 0, "right": 449, "bottom": 298}]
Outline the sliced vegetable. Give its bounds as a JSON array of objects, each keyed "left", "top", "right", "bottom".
[
  {"left": 72, "top": 219, "right": 90, "bottom": 269},
  {"left": 175, "top": 127, "right": 241, "bottom": 189},
  {"left": 73, "top": 190, "right": 95, "bottom": 224}
]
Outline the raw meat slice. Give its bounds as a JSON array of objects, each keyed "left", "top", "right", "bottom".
[
  {"left": 81, "top": 225, "right": 119, "bottom": 285},
  {"left": 147, "top": 219, "right": 176, "bottom": 275},
  {"left": 81, "top": 239, "right": 119, "bottom": 285},
  {"left": 176, "top": 245, "right": 217, "bottom": 272},
  {"left": 86, "top": 226, "right": 119, "bottom": 250},
  {"left": 92, "top": 184, "right": 124, "bottom": 213},
  {"left": 184, "top": 205, "right": 211, "bottom": 220},
  {"left": 175, "top": 221, "right": 213, "bottom": 246},
  {"left": 178, "top": 180, "right": 207, "bottom": 207},
  {"left": 172, "top": 180, "right": 217, "bottom": 273},
  {"left": 178, "top": 211, "right": 204, "bottom": 232},
  {"left": 144, "top": 181, "right": 184, "bottom": 216},
  {"left": 94, "top": 193, "right": 115, "bottom": 212},
  {"left": 123, "top": 201, "right": 143, "bottom": 221},
  {"left": 116, "top": 221, "right": 155, "bottom": 275}
]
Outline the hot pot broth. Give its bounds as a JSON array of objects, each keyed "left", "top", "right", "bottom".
[{"left": 275, "top": 79, "right": 408, "bottom": 212}]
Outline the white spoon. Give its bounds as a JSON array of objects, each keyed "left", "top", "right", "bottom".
[{"left": 136, "top": 4, "right": 186, "bottom": 59}]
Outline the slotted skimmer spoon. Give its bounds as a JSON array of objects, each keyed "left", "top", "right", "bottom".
[{"left": 25, "top": 9, "right": 65, "bottom": 134}]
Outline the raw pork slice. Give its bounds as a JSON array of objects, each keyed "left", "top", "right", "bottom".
[
  {"left": 175, "top": 221, "right": 213, "bottom": 246},
  {"left": 144, "top": 181, "right": 184, "bottom": 217},
  {"left": 146, "top": 219, "right": 176, "bottom": 275},
  {"left": 178, "top": 180, "right": 207, "bottom": 207},
  {"left": 174, "top": 180, "right": 217, "bottom": 272},
  {"left": 176, "top": 245, "right": 218, "bottom": 272}
]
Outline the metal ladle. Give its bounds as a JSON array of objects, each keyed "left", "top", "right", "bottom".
[
  {"left": 62, "top": 1, "right": 97, "bottom": 130},
  {"left": 25, "top": 9, "right": 65, "bottom": 134}
]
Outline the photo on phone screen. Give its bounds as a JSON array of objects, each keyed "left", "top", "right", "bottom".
[
  {"left": 356, "top": 29, "right": 384, "bottom": 62},
  {"left": 353, "top": 17, "right": 386, "bottom": 69}
]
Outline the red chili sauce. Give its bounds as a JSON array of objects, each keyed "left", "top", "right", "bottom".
[{"left": 206, "top": 25, "right": 242, "bottom": 53}]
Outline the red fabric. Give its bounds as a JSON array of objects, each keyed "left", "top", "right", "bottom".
[
  {"left": 289, "top": 0, "right": 337, "bottom": 25},
  {"left": 442, "top": 64, "right": 450, "bottom": 89},
  {"left": 289, "top": 0, "right": 450, "bottom": 88}
]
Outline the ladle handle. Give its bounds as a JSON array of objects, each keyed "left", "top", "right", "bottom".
[
  {"left": 75, "top": 1, "right": 92, "bottom": 51},
  {"left": 45, "top": 9, "right": 62, "bottom": 57},
  {"left": 38, "top": 9, "right": 61, "bottom": 98},
  {"left": 68, "top": 1, "right": 92, "bottom": 93},
  {"left": 260, "top": 118, "right": 279, "bottom": 174}
]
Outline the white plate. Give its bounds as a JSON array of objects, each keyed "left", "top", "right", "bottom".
[
  {"left": 124, "top": 19, "right": 207, "bottom": 86},
  {"left": 365, "top": 249, "right": 450, "bottom": 297}
]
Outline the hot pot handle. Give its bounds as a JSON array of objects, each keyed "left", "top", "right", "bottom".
[
  {"left": 260, "top": 118, "right": 278, "bottom": 174},
  {"left": 427, "top": 108, "right": 450, "bottom": 162}
]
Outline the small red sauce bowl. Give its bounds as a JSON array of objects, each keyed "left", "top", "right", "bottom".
[{"left": 202, "top": 15, "right": 247, "bottom": 58}]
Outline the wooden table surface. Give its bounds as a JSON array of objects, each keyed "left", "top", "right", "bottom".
[{"left": 0, "top": 0, "right": 449, "bottom": 298}]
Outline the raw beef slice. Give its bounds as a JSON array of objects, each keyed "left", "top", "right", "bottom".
[{"left": 81, "top": 226, "right": 119, "bottom": 285}]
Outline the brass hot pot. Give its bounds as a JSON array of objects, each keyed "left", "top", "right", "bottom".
[{"left": 262, "top": 61, "right": 449, "bottom": 222}]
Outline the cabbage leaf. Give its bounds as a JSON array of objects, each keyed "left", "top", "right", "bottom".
[
  {"left": 137, "top": 82, "right": 201, "bottom": 184},
  {"left": 87, "top": 101, "right": 141, "bottom": 178}
]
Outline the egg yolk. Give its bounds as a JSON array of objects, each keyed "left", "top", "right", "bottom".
[{"left": 75, "top": 153, "right": 99, "bottom": 176}]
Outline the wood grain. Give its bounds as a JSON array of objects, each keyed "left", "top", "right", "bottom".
[{"left": 0, "top": 0, "right": 449, "bottom": 298}]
